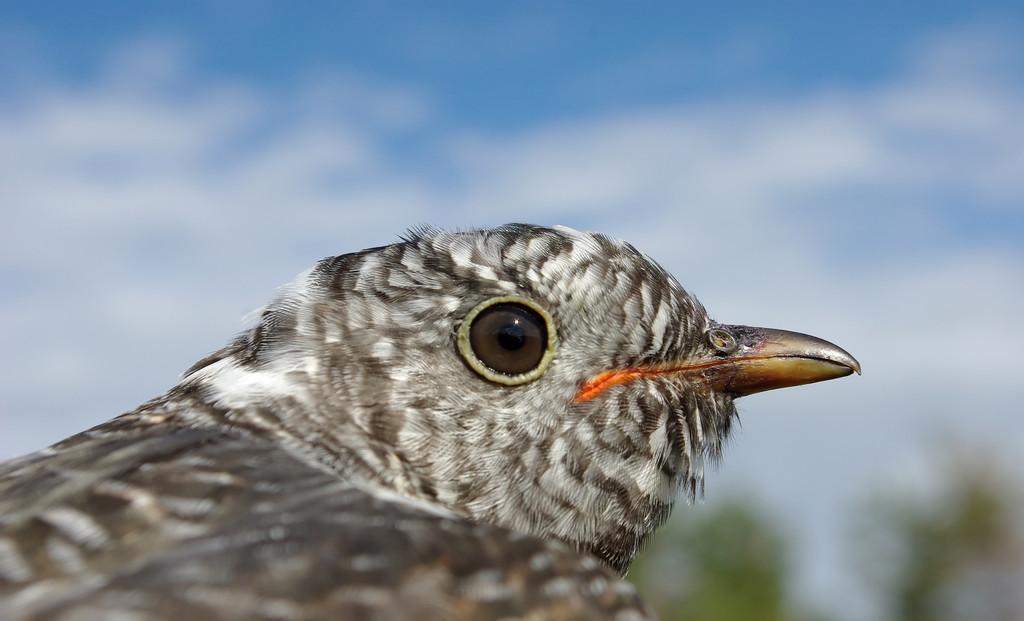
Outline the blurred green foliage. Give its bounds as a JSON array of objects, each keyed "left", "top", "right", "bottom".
[
  {"left": 629, "top": 498, "right": 827, "bottom": 621},
  {"left": 628, "top": 451, "right": 1023, "bottom": 621},
  {"left": 853, "top": 453, "right": 1024, "bottom": 621}
]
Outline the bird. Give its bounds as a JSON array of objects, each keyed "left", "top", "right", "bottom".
[{"left": 0, "top": 224, "right": 860, "bottom": 620}]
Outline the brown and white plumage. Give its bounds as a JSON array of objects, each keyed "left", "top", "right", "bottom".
[{"left": 0, "top": 224, "right": 859, "bottom": 619}]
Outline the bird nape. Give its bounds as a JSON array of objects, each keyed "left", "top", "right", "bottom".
[{"left": 0, "top": 224, "right": 859, "bottom": 620}]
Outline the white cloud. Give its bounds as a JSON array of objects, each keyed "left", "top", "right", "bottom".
[{"left": 1, "top": 24, "right": 1022, "bottom": 621}]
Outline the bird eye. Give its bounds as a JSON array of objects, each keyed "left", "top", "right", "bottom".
[
  {"left": 457, "top": 297, "right": 557, "bottom": 385},
  {"left": 707, "top": 328, "right": 738, "bottom": 354}
]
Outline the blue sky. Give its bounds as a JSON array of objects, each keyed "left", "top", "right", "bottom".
[
  {"left": 2, "top": 3, "right": 1023, "bottom": 619},
  {"left": 6, "top": 2, "right": 1024, "bottom": 125}
]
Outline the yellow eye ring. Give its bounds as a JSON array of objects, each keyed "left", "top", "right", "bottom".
[{"left": 457, "top": 296, "right": 558, "bottom": 385}]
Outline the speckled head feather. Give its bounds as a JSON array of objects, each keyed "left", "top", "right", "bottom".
[
  {"left": 0, "top": 224, "right": 859, "bottom": 619},
  {"left": 182, "top": 224, "right": 728, "bottom": 568}
]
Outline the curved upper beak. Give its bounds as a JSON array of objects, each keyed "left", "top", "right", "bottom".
[{"left": 702, "top": 325, "right": 861, "bottom": 397}]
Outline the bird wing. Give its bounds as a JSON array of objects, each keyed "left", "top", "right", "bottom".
[{"left": 0, "top": 422, "right": 651, "bottom": 620}]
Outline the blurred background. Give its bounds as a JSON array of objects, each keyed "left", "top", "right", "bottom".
[{"left": 2, "top": 2, "right": 1023, "bottom": 619}]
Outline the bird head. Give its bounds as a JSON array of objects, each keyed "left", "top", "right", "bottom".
[{"left": 185, "top": 224, "right": 859, "bottom": 572}]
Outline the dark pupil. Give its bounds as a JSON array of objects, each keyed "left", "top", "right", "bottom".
[
  {"left": 469, "top": 303, "right": 548, "bottom": 375},
  {"left": 497, "top": 323, "right": 527, "bottom": 351}
]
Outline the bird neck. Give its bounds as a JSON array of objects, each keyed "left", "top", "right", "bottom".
[{"left": 173, "top": 354, "right": 691, "bottom": 574}]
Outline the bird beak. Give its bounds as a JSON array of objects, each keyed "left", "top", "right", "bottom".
[
  {"left": 575, "top": 325, "right": 860, "bottom": 402},
  {"left": 700, "top": 325, "right": 861, "bottom": 397}
]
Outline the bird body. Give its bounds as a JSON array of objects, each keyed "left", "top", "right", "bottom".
[{"left": 0, "top": 225, "right": 859, "bottom": 619}]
